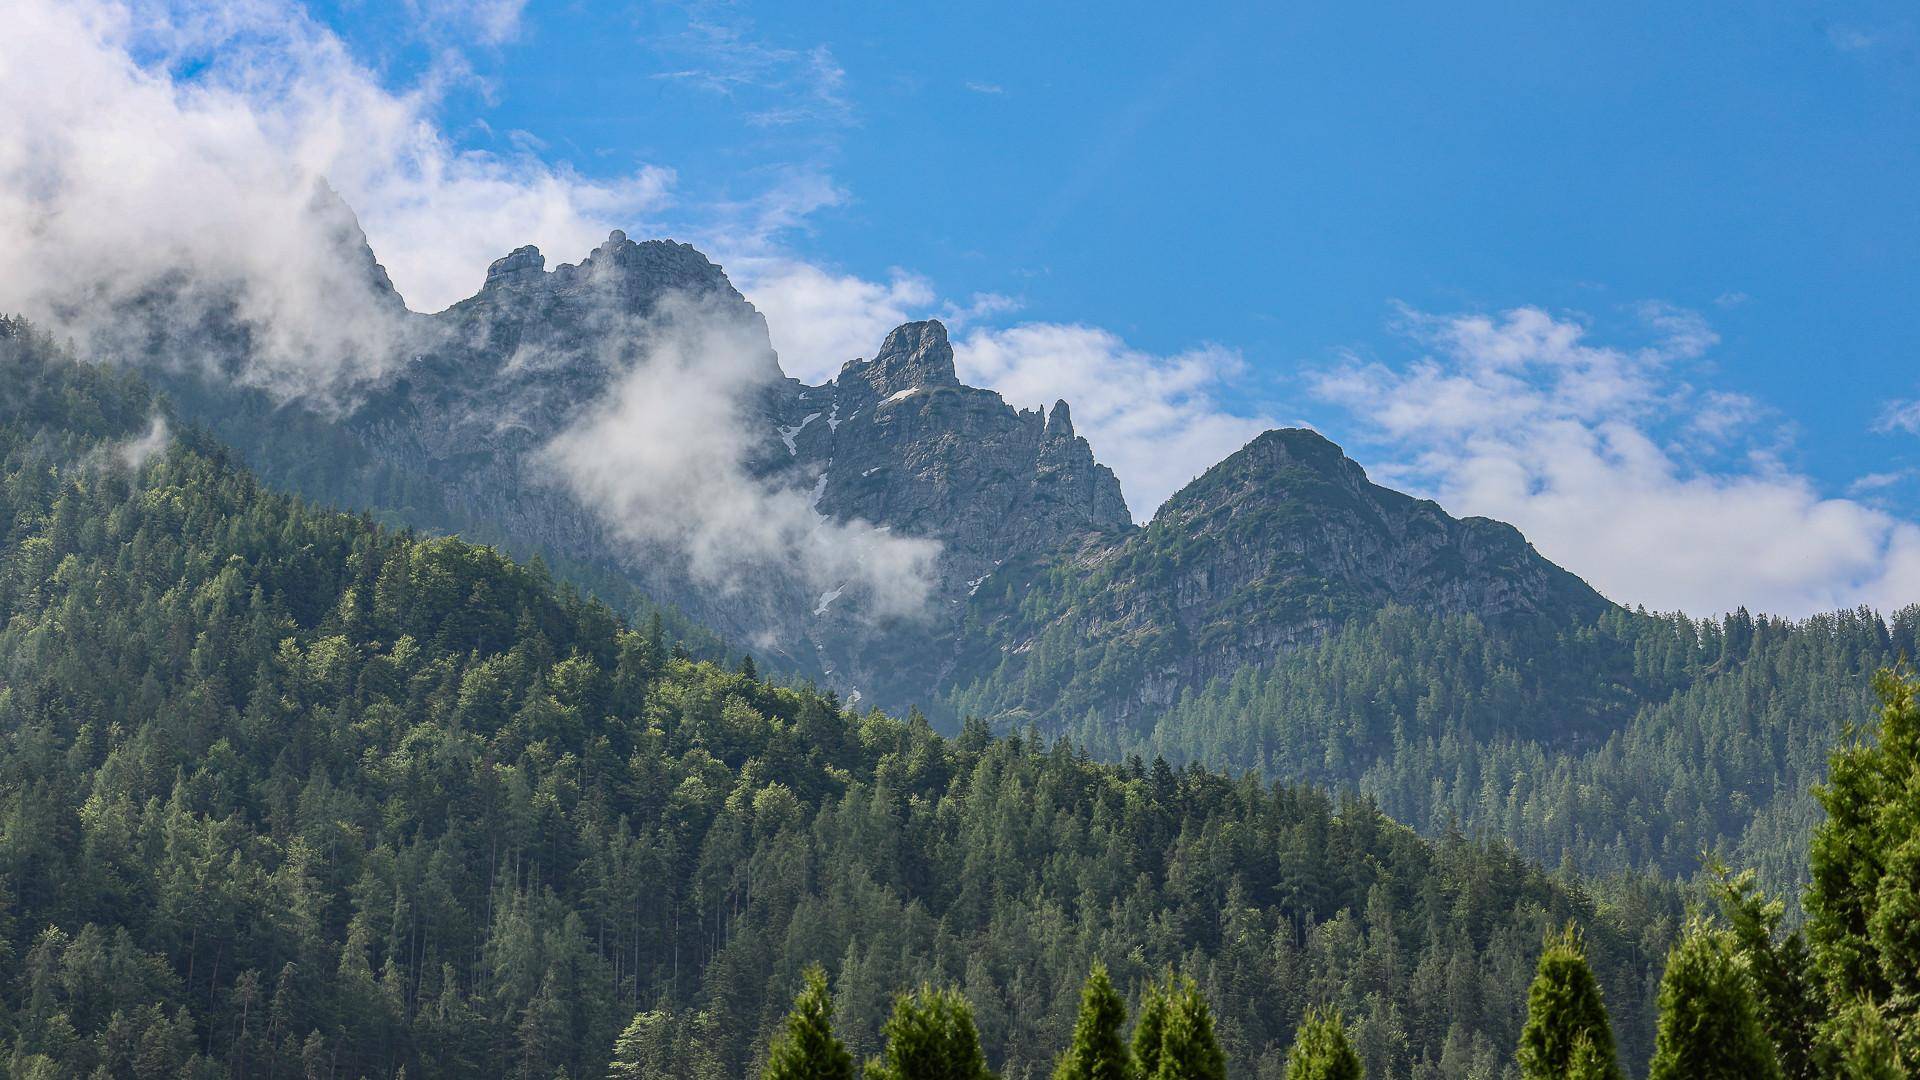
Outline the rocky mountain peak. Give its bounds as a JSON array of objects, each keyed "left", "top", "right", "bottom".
[
  {"left": 306, "top": 179, "right": 409, "bottom": 315},
  {"left": 466, "top": 233, "right": 740, "bottom": 317},
  {"left": 1043, "top": 399, "right": 1075, "bottom": 441},
  {"left": 839, "top": 319, "right": 960, "bottom": 400},
  {"left": 483, "top": 245, "right": 547, "bottom": 290},
  {"left": 1155, "top": 427, "right": 1373, "bottom": 524}
]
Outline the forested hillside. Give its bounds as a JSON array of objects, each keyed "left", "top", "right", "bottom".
[
  {"left": 1076, "top": 604, "right": 1913, "bottom": 906},
  {"left": 0, "top": 319, "right": 1681, "bottom": 1077}
]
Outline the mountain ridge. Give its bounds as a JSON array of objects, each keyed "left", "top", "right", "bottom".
[{"left": 104, "top": 217, "right": 1612, "bottom": 724}]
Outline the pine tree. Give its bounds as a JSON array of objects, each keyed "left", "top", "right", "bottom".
[
  {"left": 1053, "top": 962, "right": 1131, "bottom": 1080},
  {"left": 764, "top": 966, "right": 855, "bottom": 1080},
  {"left": 1708, "top": 865, "right": 1823, "bottom": 1079},
  {"left": 1132, "top": 976, "right": 1170, "bottom": 1080},
  {"left": 1132, "top": 973, "right": 1225, "bottom": 1080},
  {"left": 1646, "top": 920, "right": 1782, "bottom": 1080},
  {"left": 865, "top": 985, "right": 996, "bottom": 1080},
  {"left": 608, "top": 1011, "right": 675, "bottom": 1080},
  {"left": 1283, "top": 1007, "right": 1362, "bottom": 1080},
  {"left": 1806, "top": 668, "right": 1920, "bottom": 1073},
  {"left": 1515, "top": 926, "right": 1624, "bottom": 1080}
]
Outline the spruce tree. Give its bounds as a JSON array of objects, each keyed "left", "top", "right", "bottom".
[
  {"left": 1646, "top": 920, "right": 1782, "bottom": 1080},
  {"left": 1132, "top": 973, "right": 1225, "bottom": 1080},
  {"left": 1708, "top": 865, "right": 1823, "bottom": 1079},
  {"left": 1132, "top": 976, "right": 1170, "bottom": 1080},
  {"left": 1806, "top": 668, "right": 1920, "bottom": 1072},
  {"left": 1053, "top": 962, "right": 1131, "bottom": 1080},
  {"left": 607, "top": 1011, "right": 674, "bottom": 1079},
  {"left": 865, "top": 985, "right": 995, "bottom": 1080},
  {"left": 764, "top": 966, "right": 854, "bottom": 1080},
  {"left": 1283, "top": 1007, "right": 1362, "bottom": 1080},
  {"left": 1515, "top": 926, "right": 1624, "bottom": 1080}
]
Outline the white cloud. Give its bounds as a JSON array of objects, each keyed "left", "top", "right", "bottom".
[
  {"left": 1875, "top": 399, "right": 1920, "bottom": 435},
  {"left": 1850, "top": 470, "right": 1913, "bottom": 496},
  {"left": 1313, "top": 306, "right": 1920, "bottom": 616},
  {"left": 955, "top": 324, "right": 1274, "bottom": 519},
  {"left": 541, "top": 292, "right": 939, "bottom": 620},
  {"left": 731, "top": 259, "right": 937, "bottom": 383},
  {"left": 964, "top": 81, "right": 1005, "bottom": 95},
  {"left": 406, "top": 0, "right": 527, "bottom": 45},
  {"left": 647, "top": 15, "right": 853, "bottom": 129}
]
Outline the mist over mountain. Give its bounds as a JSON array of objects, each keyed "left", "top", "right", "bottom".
[{"left": 50, "top": 194, "right": 1614, "bottom": 727}]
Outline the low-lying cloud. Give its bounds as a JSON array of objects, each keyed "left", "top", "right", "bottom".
[
  {"left": 541, "top": 293, "right": 939, "bottom": 620},
  {"left": 0, "top": 0, "right": 670, "bottom": 402}
]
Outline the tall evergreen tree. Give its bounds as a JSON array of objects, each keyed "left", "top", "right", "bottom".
[
  {"left": 1515, "top": 926, "right": 1624, "bottom": 1080},
  {"left": 1646, "top": 920, "right": 1782, "bottom": 1080},
  {"left": 764, "top": 966, "right": 854, "bottom": 1080},
  {"left": 1053, "top": 962, "right": 1131, "bottom": 1080},
  {"left": 1131, "top": 973, "right": 1225, "bottom": 1080},
  {"left": 607, "top": 1011, "right": 674, "bottom": 1080},
  {"left": 865, "top": 985, "right": 995, "bottom": 1080},
  {"left": 1283, "top": 1007, "right": 1362, "bottom": 1080},
  {"left": 1132, "top": 977, "right": 1170, "bottom": 1080},
  {"left": 1806, "top": 668, "right": 1920, "bottom": 1072},
  {"left": 1709, "top": 865, "right": 1824, "bottom": 1079}
]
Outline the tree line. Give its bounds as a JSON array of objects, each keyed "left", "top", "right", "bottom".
[{"left": 702, "top": 666, "right": 1920, "bottom": 1077}]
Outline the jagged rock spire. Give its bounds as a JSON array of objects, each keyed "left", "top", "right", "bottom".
[
  {"left": 842, "top": 320, "right": 960, "bottom": 399},
  {"left": 1044, "top": 399, "right": 1075, "bottom": 441},
  {"left": 484, "top": 245, "right": 546, "bottom": 289}
]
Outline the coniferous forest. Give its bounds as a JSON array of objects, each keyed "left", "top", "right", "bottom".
[{"left": 2, "top": 312, "right": 1917, "bottom": 1080}]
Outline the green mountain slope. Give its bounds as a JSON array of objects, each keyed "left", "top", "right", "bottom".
[
  {"left": 0, "top": 320, "right": 1678, "bottom": 1077},
  {"left": 945, "top": 428, "right": 1612, "bottom": 731},
  {"left": 1057, "top": 602, "right": 1912, "bottom": 906}
]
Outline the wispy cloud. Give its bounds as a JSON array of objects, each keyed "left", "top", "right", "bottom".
[
  {"left": 1850, "top": 470, "right": 1913, "bottom": 496},
  {"left": 1875, "top": 399, "right": 1920, "bottom": 435},
  {"left": 955, "top": 324, "right": 1273, "bottom": 519},
  {"left": 1312, "top": 305, "right": 1920, "bottom": 616},
  {"left": 1828, "top": 25, "right": 1881, "bottom": 52},
  {"left": 406, "top": 0, "right": 527, "bottom": 46},
  {"left": 964, "top": 81, "right": 1005, "bottom": 95},
  {"left": 646, "top": 13, "right": 854, "bottom": 129},
  {"left": 541, "top": 292, "right": 939, "bottom": 620}
]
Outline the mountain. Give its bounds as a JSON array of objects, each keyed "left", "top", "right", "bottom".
[
  {"left": 131, "top": 218, "right": 1610, "bottom": 728},
  {"left": 0, "top": 318, "right": 1678, "bottom": 1078},
  {"left": 945, "top": 427, "right": 1611, "bottom": 727},
  {"left": 765, "top": 318, "right": 1134, "bottom": 705}
]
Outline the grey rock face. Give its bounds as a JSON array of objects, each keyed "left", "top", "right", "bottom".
[
  {"left": 758, "top": 320, "right": 1133, "bottom": 704},
  {"left": 785, "top": 321, "right": 1129, "bottom": 575}
]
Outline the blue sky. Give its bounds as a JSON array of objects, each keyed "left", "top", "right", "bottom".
[
  {"left": 309, "top": 1, "right": 1919, "bottom": 456},
  {"left": 8, "top": 0, "right": 1920, "bottom": 614}
]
